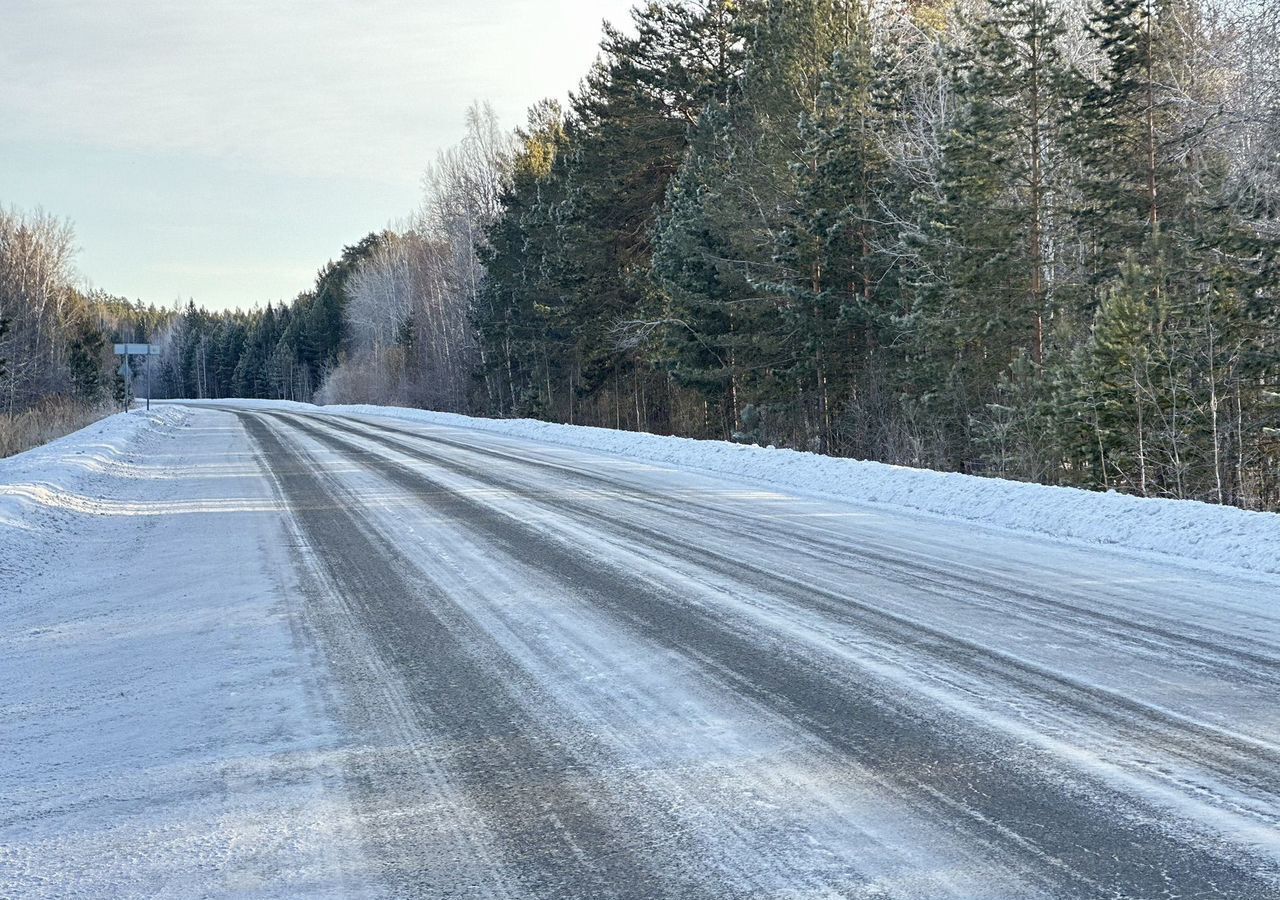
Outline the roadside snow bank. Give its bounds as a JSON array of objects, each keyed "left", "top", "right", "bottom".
[
  {"left": 0, "top": 407, "right": 188, "bottom": 583},
  {"left": 189, "top": 400, "right": 1280, "bottom": 578}
]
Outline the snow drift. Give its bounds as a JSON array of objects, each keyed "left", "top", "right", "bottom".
[{"left": 0, "top": 407, "right": 188, "bottom": 583}]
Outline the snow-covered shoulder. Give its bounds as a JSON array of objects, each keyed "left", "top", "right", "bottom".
[
  {"left": 0, "top": 406, "right": 188, "bottom": 583},
  {"left": 190, "top": 399, "right": 1280, "bottom": 580}
]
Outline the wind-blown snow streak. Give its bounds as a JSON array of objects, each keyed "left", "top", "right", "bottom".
[{"left": 0, "top": 408, "right": 186, "bottom": 579}]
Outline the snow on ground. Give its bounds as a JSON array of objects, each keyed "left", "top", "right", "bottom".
[
  {"left": 202, "top": 399, "right": 1280, "bottom": 578},
  {"left": 0, "top": 408, "right": 186, "bottom": 584},
  {"left": 4, "top": 402, "right": 1277, "bottom": 897},
  {"left": 0, "top": 407, "right": 375, "bottom": 898}
]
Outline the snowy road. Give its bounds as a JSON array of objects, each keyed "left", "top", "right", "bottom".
[{"left": 5, "top": 403, "right": 1280, "bottom": 898}]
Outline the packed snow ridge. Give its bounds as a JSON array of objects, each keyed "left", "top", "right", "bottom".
[
  {"left": 0, "top": 407, "right": 189, "bottom": 584},
  {"left": 175, "top": 400, "right": 1280, "bottom": 579}
]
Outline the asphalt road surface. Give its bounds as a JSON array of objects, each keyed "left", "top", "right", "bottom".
[
  {"left": 57, "top": 402, "right": 1277, "bottom": 899},
  {"left": 199, "top": 404, "right": 1280, "bottom": 899}
]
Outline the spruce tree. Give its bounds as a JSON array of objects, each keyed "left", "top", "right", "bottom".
[
  {"left": 651, "top": 102, "right": 761, "bottom": 439},
  {"left": 1074, "top": 256, "right": 1158, "bottom": 494},
  {"left": 556, "top": 1, "right": 749, "bottom": 429},
  {"left": 653, "top": 0, "right": 866, "bottom": 446},
  {"left": 1072, "top": 0, "right": 1201, "bottom": 289},
  {"left": 477, "top": 2, "right": 748, "bottom": 429},
  {"left": 476, "top": 99, "right": 573, "bottom": 417}
]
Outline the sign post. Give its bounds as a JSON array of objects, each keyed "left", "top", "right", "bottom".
[{"left": 113, "top": 344, "right": 162, "bottom": 411}]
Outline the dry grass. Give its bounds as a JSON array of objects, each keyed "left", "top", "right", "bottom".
[{"left": 0, "top": 397, "right": 114, "bottom": 460}]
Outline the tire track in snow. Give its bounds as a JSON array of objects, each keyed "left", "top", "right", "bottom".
[
  {"left": 353, "top": 415, "right": 1280, "bottom": 680},
  {"left": 302, "top": 411, "right": 1280, "bottom": 810},
  {"left": 266, "top": 410, "right": 1280, "bottom": 899},
  {"left": 240, "top": 412, "right": 692, "bottom": 899}
]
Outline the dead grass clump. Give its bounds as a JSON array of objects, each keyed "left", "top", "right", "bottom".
[{"left": 0, "top": 397, "right": 113, "bottom": 459}]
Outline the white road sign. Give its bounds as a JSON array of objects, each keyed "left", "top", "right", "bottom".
[{"left": 112, "top": 343, "right": 159, "bottom": 411}]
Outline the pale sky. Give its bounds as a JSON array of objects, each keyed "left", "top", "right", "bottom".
[{"left": 1, "top": 0, "right": 636, "bottom": 310}]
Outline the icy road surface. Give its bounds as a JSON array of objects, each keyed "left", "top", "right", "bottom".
[{"left": 3, "top": 403, "right": 1280, "bottom": 898}]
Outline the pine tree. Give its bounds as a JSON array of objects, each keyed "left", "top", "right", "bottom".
[
  {"left": 766, "top": 2, "right": 912, "bottom": 455},
  {"left": 912, "top": 0, "right": 1075, "bottom": 470}
]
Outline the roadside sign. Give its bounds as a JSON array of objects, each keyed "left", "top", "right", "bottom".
[{"left": 113, "top": 343, "right": 160, "bottom": 411}]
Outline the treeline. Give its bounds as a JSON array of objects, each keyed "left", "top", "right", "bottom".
[
  {"left": 0, "top": 205, "right": 365, "bottom": 432},
  {"left": 0, "top": 207, "right": 107, "bottom": 417},
  {"left": 147, "top": 237, "right": 374, "bottom": 404},
  {"left": 274, "top": 0, "right": 1280, "bottom": 511},
  {"left": 145, "top": 107, "right": 511, "bottom": 409},
  {"left": 0, "top": 206, "right": 175, "bottom": 453},
  {"left": 454, "top": 0, "right": 1276, "bottom": 510},
  {"left": 0, "top": 207, "right": 348, "bottom": 415},
  {"left": 6, "top": 0, "right": 1279, "bottom": 510},
  {"left": 321, "top": 105, "right": 510, "bottom": 410},
  {"left": 0, "top": 208, "right": 163, "bottom": 424}
]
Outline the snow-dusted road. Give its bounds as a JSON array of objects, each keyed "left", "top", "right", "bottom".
[{"left": 5, "top": 403, "right": 1280, "bottom": 898}]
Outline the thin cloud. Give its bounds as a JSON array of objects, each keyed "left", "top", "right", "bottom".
[{"left": 2, "top": 0, "right": 634, "bottom": 184}]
